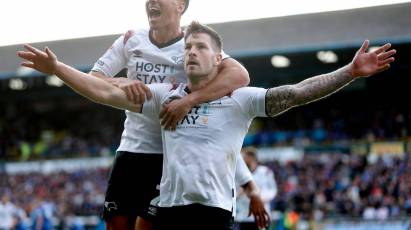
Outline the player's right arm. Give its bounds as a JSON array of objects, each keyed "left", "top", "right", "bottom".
[
  {"left": 90, "top": 70, "right": 152, "bottom": 105},
  {"left": 17, "top": 44, "right": 142, "bottom": 113}
]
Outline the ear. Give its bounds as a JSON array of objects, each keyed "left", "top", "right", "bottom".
[
  {"left": 215, "top": 52, "right": 222, "bottom": 66},
  {"left": 177, "top": 0, "right": 185, "bottom": 14}
]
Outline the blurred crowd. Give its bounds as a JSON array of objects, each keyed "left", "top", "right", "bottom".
[
  {"left": 269, "top": 154, "right": 411, "bottom": 221},
  {"left": 0, "top": 169, "right": 108, "bottom": 229},
  {"left": 245, "top": 106, "right": 411, "bottom": 147},
  {"left": 1, "top": 154, "right": 410, "bottom": 229},
  {"left": 0, "top": 101, "right": 123, "bottom": 161}
]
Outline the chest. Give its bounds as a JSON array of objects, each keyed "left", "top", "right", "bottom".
[
  {"left": 125, "top": 42, "right": 186, "bottom": 84},
  {"left": 176, "top": 98, "right": 244, "bottom": 131}
]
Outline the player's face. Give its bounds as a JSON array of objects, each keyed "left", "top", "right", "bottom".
[
  {"left": 184, "top": 33, "right": 221, "bottom": 78},
  {"left": 146, "top": 0, "right": 183, "bottom": 29}
]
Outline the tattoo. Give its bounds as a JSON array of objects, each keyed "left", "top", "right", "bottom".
[
  {"left": 266, "top": 66, "right": 354, "bottom": 117},
  {"left": 265, "top": 85, "right": 296, "bottom": 117}
]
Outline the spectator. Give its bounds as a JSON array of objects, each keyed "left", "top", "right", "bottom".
[
  {"left": 0, "top": 193, "right": 18, "bottom": 230},
  {"left": 236, "top": 147, "right": 277, "bottom": 230}
]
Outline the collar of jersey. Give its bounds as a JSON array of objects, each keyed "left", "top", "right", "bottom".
[{"left": 149, "top": 29, "right": 184, "bottom": 49}]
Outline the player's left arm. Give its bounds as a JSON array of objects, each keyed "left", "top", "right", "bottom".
[
  {"left": 159, "top": 58, "right": 249, "bottom": 130},
  {"left": 265, "top": 40, "right": 396, "bottom": 117}
]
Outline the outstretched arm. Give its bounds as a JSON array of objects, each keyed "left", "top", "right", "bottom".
[
  {"left": 17, "top": 45, "right": 141, "bottom": 112},
  {"left": 159, "top": 58, "right": 249, "bottom": 130},
  {"left": 90, "top": 71, "right": 152, "bottom": 105},
  {"left": 266, "top": 40, "right": 396, "bottom": 117}
]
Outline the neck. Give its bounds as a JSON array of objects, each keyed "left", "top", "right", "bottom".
[
  {"left": 150, "top": 23, "right": 182, "bottom": 44},
  {"left": 188, "top": 69, "right": 218, "bottom": 92}
]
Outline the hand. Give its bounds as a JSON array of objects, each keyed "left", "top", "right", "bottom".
[
  {"left": 17, "top": 44, "right": 58, "bottom": 75},
  {"left": 108, "top": 78, "right": 152, "bottom": 104},
  {"left": 159, "top": 97, "right": 193, "bottom": 130},
  {"left": 249, "top": 193, "right": 271, "bottom": 229},
  {"left": 348, "top": 40, "right": 396, "bottom": 78}
]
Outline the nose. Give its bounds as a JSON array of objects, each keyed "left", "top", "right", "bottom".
[
  {"left": 188, "top": 46, "right": 198, "bottom": 57},
  {"left": 188, "top": 50, "right": 197, "bottom": 58}
]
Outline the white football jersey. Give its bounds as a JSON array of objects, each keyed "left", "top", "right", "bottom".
[
  {"left": 143, "top": 83, "right": 267, "bottom": 212},
  {"left": 92, "top": 28, "right": 187, "bottom": 153},
  {"left": 235, "top": 156, "right": 253, "bottom": 187},
  {"left": 92, "top": 28, "right": 229, "bottom": 154}
]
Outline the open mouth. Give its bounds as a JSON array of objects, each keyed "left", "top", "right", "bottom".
[
  {"left": 148, "top": 8, "right": 161, "bottom": 18},
  {"left": 187, "top": 60, "right": 198, "bottom": 67}
]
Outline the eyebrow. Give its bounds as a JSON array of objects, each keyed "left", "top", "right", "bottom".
[{"left": 193, "top": 41, "right": 208, "bottom": 46}]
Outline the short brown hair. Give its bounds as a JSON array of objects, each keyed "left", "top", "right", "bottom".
[{"left": 184, "top": 21, "right": 223, "bottom": 51}]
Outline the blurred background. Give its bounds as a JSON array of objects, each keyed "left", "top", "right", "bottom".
[{"left": 1, "top": 1, "right": 411, "bottom": 229}]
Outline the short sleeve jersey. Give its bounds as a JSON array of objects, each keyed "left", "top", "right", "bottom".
[
  {"left": 92, "top": 28, "right": 229, "bottom": 154},
  {"left": 92, "top": 28, "right": 187, "bottom": 153},
  {"left": 143, "top": 83, "right": 267, "bottom": 211}
]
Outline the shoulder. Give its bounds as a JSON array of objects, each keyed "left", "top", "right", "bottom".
[
  {"left": 122, "top": 30, "right": 135, "bottom": 45},
  {"left": 257, "top": 165, "right": 273, "bottom": 175},
  {"left": 122, "top": 28, "right": 149, "bottom": 45},
  {"left": 233, "top": 87, "right": 267, "bottom": 95},
  {"left": 231, "top": 87, "right": 267, "bottom": 102}
]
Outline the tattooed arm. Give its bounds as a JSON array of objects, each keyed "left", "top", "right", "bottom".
[
  {"left": 265, "top": 40, "right": 396, "bottom": 117},
  {"left": 266, "top": 66, "right": 353, "bottom": 117}
]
